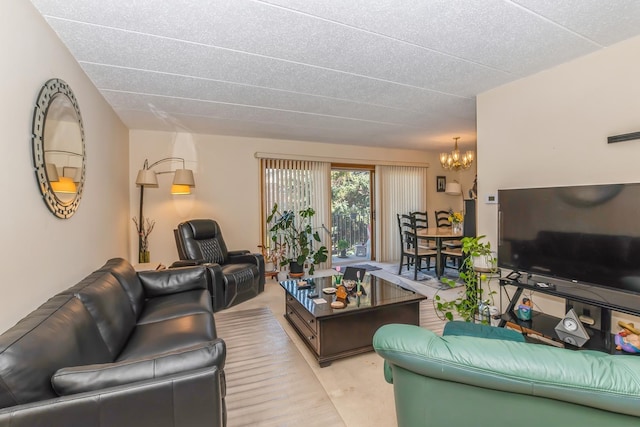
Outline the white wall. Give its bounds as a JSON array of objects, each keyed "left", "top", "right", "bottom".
[
  {"left": 477, "top": 35, "right": 640, "bottom": 322},
  {"left": 129, "top": 130, "right": 474, "bottom": 265},
  {"left": 430, "top": 167, "right": 476, "bottom": 215},
  {"left": 0, "top": 1, "right": 129, "bottom": 331}
]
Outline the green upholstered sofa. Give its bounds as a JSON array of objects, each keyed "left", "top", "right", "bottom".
[{"left": 373, "top": 323, "right": 640, "bottom": 427}]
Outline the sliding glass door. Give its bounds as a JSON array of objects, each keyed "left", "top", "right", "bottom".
[
  {"left": 331, "top": 165, "right": 374, "bottom": 267},
  {"left": 260, "top": 157, "right": 427, "bottom": 269}
]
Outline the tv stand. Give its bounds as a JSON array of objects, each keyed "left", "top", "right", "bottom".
[{"left": 498, "top": 276, "right": 640, "bottom": 354}]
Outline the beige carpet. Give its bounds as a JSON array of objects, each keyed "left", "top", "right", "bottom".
[{"left": 215, "top": 307, "right": 346, "bottom": 427}]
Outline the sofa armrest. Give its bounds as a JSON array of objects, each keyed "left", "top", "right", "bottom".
[
  {"left": 203, "top": 264, "right": 226, "bottom": 312},
  {"left": 138, "top": 266, "right": 208, "bottom": 297},
  {"left": 228, "top": 250, "right": 250, "bottom": 256},
  {"left": 170, "top": 259, "right": 208, "bottom": 267},
  {"left": 373, "top": 324, "right": 640, "bottom": 418},
  {"left": 52, "top": 339, "right": 225, "bottom": 396},
  {"left": 0, "top": 365, "right": 225, "bottom": 427},
  {"left": 227, "top": 252, "right": 262, "bottom": 267},
  {"left": 383, "top": 360, "right": 394, "bottom": 384}
]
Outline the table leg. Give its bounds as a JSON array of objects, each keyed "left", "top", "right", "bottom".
[{"left": 435, "top": 237, "right": 443, "bottom": 279}]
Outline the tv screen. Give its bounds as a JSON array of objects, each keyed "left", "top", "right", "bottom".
[{"left": 498, "top": 183, "right": 640, "bottom": 295}]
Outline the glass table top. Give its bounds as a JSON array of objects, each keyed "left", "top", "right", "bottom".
[{"left": 279, "top": 274, "right": 426, "bottom": 318}]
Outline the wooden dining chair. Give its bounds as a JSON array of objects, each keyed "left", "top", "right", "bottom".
[
  {"left": 410, "top": 211, "right": 436, "bottom": 249},
  {"left": 434, "top": 210, "right": 451, "bottom": 228},
  {"left": 397, "top": 214, "right": 437, "bottom": 280},
  {"left": 441, "top": 246, "right": 464, "bottom": 271},
  {"left": 435, "top": 209, "right": 463, "bottom": 252},
  {"left": 410, "top": 211, "right": 429, "bottom": 229}
]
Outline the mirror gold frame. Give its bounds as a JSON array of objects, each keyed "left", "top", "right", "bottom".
[{"left": 32, "top": 79, "right": 85, "bottom": 219}]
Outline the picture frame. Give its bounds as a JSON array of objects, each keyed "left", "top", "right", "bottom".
[{"left": 436, "top": 176, "right": 446, "bottom": 192}]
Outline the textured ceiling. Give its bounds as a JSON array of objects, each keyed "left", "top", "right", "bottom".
[{"left": 30, "top": 0, "right": 640, "bottom": 151}]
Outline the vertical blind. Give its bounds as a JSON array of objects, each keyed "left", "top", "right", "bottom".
[
  {"left": 375, "top": 165, "right": 428, "bottom": 262},
  {"left": 261, "top": 159, "right": 331, "bottom": 270}
]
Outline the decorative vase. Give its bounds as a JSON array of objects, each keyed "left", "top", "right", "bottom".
[
  {"left": 453, "top": 222, "right": 463, "bottom": 234},
  {"left": 139, "top": 251, "right": 150, "bottom": 263}
]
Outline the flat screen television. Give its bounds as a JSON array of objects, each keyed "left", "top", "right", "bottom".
[{"left": 498, "top": 183, "right": 640, "bottom": 296}]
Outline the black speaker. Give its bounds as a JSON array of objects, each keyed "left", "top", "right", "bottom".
[
  {"left": 566, "top": 300, "right": 603, "bottom": 331},
  {"left": 463, "top": 199, "right": 476, "bottom": 237}
]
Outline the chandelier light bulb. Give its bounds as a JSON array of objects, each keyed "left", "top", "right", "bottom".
[{"left": 440, "top": 137, "right": 475, "bottom": 171}]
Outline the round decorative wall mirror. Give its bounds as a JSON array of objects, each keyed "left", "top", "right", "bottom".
[{"left": 32, "top": 78, "right": 85, "bottom": 218}]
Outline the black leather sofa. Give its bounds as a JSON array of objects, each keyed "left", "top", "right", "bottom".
[{"left": 0, "top": 258, "right": 226, "bottom": 427}]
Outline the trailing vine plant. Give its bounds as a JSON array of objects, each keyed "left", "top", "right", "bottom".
[{"left": 434, "top": 235, "right": 497, "bottom": 323}]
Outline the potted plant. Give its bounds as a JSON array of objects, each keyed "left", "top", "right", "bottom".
[
  {"left": 337, "top": 239, "right": 350, "bottom": 258},
  {"left": 434, "top": 235, "right": 497, "bottom": 323},
  {"left": 267, "top": 203, "right": 329, "bottom": 275}
]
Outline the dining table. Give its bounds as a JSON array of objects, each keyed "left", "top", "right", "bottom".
[{"left": 416, "top": 227, "right": 463, "bottom": 279}]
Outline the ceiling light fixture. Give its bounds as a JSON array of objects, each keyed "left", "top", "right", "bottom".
[{"left": 440, "top": 137, "right": 474, "bottom": 170}]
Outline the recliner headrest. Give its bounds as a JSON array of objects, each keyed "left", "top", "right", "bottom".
[{"left": 187, "top": 219, "right": 219, "bottom": 240}]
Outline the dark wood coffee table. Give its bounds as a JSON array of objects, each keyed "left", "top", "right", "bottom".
[{"left": 280, "top": 275, "right": 426, "bottom": 367}]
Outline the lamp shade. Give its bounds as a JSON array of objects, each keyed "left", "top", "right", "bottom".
[
  {"left": 171, "top": 184, "right": 192, "bottom": 195},
  {"left": 51, "top": 176, "right": 77, "bottom": 194},
  {"left": 173, "top": 169, "right": 195, "bottom": 187},
  {"left": 136, "top": 169, "right": 158, "bottom": 186},
  {"left": 445, "top": 182, "right": 462, "bottom": 195}
]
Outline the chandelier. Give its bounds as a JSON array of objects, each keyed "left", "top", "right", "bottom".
[{"left": 440, "top": 137, "right": 474, "bottom": 170}]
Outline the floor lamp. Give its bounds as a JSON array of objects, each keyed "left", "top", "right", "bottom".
[{"left": 135, "top": 157, "right": 196, "bottom": 262}]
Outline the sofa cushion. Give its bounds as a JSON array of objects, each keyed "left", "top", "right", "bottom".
[
  {"left": 75, "top": 272, "right": 136, "bottom": 358},
  {"left": 0, "top": 296, "right": 111, "bottom": 408},
  {"left": 117, "top": 313, "right": 217, "bottom": 361},
  {"left": 96, "top": 258, "right": 145, "bottom": 319},
  {"left": 138, "top": 266, "right": 209, "bottom": 298},
  {"left": 52, "top": 339, "right": 225, "bottom": 396},
  {"left": 137, "top": 289, "right": 212, "bottom": 325},
  {"left": 61, "top": 270, "right": 108, "bottom": 297},
  {"left": 443, "top": 321, "right": 525, "bottom": 342}
]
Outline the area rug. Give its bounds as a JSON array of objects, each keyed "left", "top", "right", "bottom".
[
  {"left": 214, "top": 307, "right": 346, "bottom": 427},
  {"left": 345, "top": 263, "right": 381, "bottom": 271},
  {"left": 370, "top": 263, "right": 463, "bottom": 291}
]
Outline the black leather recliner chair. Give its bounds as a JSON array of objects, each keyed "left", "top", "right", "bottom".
[{"left": 173, "top": 219, "right": 265, "bottom": 311}]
